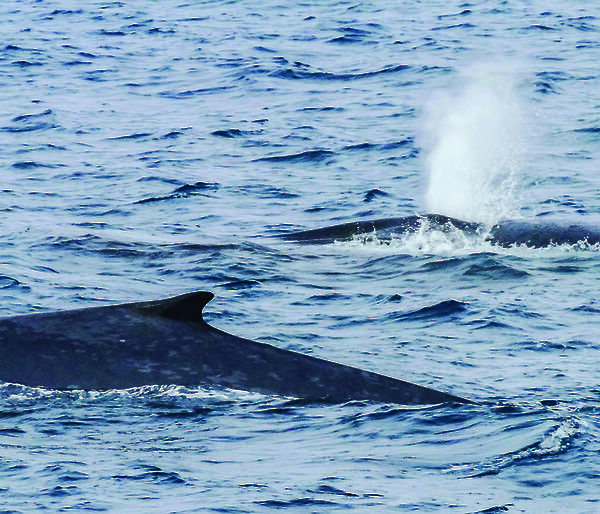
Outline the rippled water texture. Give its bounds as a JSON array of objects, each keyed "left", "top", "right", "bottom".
[{"left": 1, "top": 0, "right": 600, "bottom": 512}]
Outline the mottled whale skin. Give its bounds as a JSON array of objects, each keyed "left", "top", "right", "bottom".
[
  {"left": 278, "top": 213, "right": 600, "bottom": 248},
  {"left": 0, "top": 291, "right": 471, "bottom": 405}
]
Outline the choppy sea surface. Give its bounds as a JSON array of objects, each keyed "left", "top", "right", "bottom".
[{"left": 1, "top": 0, "right": 600, "bottom": 511}]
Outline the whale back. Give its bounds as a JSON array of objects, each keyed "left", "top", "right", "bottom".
[
  {"left": 279, "top": 214, "right": 483, "bottom": 244},
  {"left": 0, "top": 292, "right": 471, "bottom": 404},
  {"left": 279, "top": 213, "right": 600, "bottom": 249},
  {"left": 489, "top": 219, "right": 600, "bottom": 248}
]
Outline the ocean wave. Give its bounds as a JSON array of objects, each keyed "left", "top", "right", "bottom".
[
  {"left": 460, "top": 418, "right": 580, "bottom": 478},
  {"left": 135, "top": 181, "right": 219, "bottom": 204},
  {"left": 253, "top": 149, "right": 334, "bottom": 163},
  {"left": 393, "top": 299, "right": 468, "bottom": 322},
  {"left": 270, "top": 63, "right": 410, "bottom": 81}
]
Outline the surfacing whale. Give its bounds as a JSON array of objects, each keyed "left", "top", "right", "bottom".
[
  {"left": 278, "top": 213, "right": 600, "bottom": 248},
  {"left": 0, "top": 291, "right": 471, "bottom": 405}
]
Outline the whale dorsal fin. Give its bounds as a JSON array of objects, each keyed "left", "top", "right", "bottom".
[{"left": 135, "top": 291, "right": 214, "bottom": 324}]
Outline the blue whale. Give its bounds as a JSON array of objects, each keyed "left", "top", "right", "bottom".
[
  {"left": 278, "top": 213, "right": 600, "bottom": 248},
  {"left": 0, "top": 291, "right": 472, "bottom": 405}
]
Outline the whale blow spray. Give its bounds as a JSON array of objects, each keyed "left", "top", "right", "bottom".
[{"left": 424, "top": 66, "right": 524, "bottom": 225}]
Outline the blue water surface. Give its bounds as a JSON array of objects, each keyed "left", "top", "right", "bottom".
[{"left": 1, "top": 0, "right": 600, "bottom": 512}]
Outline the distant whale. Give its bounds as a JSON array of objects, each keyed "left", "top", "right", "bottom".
[
  {"left": 278, "top": 213, "right": 600, "bottom": 248},
  {"left": 0, "top": 291, "right": 471, "bottom": 405}
]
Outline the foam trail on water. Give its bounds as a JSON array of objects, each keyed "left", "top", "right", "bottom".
[{"left": 424, "top": 66, "right": 523, "bottom": 225}]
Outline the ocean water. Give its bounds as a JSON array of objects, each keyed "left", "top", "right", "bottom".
[{"left": 1, "top": 0, "right": 600, "bottom": 511}]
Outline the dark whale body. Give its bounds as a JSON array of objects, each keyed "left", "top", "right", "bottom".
[
  {"left": 278, "top": 213, "right": 600, "bottom": 248},
  {"left": 0, "top": 291, "right": 471, "bottom": 405}
]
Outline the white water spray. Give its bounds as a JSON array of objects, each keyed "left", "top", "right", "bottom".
[{"left": 424, "top": 66, "right": 524, "bottom": 225}]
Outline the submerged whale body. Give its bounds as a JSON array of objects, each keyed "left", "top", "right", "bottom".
[
  {"left": 278, "top": 213, "right": 600, "bottom": 248},
  {"left": 0, "top": 292, "right": 471, "bottom": 405}
]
